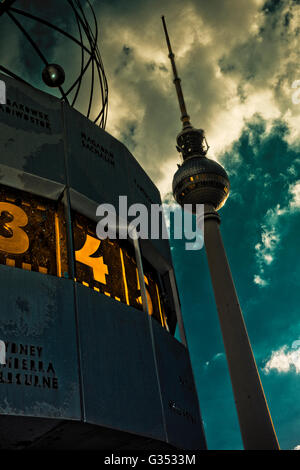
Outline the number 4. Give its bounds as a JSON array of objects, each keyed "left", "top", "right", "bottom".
[{"left": 75, "top": 234, "right": 108, "bottom": 284}]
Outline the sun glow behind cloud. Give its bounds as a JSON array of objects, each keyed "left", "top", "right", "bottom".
[{"left": 93, "top": 0, "right": 300, "bottom": 202}]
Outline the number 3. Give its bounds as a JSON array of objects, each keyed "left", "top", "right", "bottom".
[{"left": 0, "top": 202, "right": 29, "bottom": 254}]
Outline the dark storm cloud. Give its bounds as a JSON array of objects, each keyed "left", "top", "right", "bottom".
[
  {"left": 1, "top": 0, "right": 72, "bottom": 86},
  {"left": 0, "top": 0, "right": 103, "bottom": 110},
  {"left": 87, "top": 1, "right": 261, "bottom": 180},
  {"left": 114, "top": 45, "right": 133, "bottom": 74},
  {"left": 88, "top": 0, "right": 299, "bottom": 192},
  {"left": 218, "top": 0, "right": 300, "bottom": 112}
]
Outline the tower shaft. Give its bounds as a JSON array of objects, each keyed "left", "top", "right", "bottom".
[{"left": 203, "top": 205, "right": 279, "bottom": 450}]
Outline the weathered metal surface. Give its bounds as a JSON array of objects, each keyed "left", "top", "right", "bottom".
[
  {"left": 69, "top": 188, "right": 100, "bottom": 223},
  {"left": 150, "top": 317, "right": 206, "bottom": 450},
  {"left": 0, "top": 265, "right": 81, "bottom": 419},
  {"left": 63, "top": 105, "right": 130, "bottom": 209},
  {"left": 125, "top": 146, "right": 172, "bottom": 266},
  {"left": 0, "top": 163, "right": 65, "bottom": 201},
  {"left": 0, "top": 75, "right": 206, "bottom": 449},
  {"left": 63, "top": 104, "right": 172, "bottom": 267},
  {"left": 0, "top": 73, "right": 66, "bottom": 188},
  {"left": 0, "top": 184, "right": 68, "bottom": 277},
  {"left": 75, "top": 282, "right": 166, "bottom": 441}
]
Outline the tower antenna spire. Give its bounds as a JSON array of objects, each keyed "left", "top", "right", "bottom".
[{"left": 161, "top": 15, "right": 191, "bottom": 128}]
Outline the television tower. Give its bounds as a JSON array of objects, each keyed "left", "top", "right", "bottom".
[{"left": 162, "top": 16, "right": 280, "bottom": 450}]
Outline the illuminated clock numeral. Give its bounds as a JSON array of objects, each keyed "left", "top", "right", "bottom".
[
  {"left": 145, "top": 279, "right": 154, "bottom": 316},
  {"left": 75, "top": 234, "right": 108, "bottom": 284},
  {"left": 0, "top": 202, "right": 29, "bottom": 254},
  {"left": 136, "top": 269, "right": 153, "bottom": 316}
]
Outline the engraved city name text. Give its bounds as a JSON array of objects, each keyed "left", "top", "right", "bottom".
[{"left": 0, "top": 342, "right": 59, "bottom": 390}]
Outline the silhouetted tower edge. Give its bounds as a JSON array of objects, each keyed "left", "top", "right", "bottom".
[{"left": 162, "top": 15, "right": 280, "bottom": 450}]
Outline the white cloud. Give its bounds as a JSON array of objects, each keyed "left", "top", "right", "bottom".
[
  {"left": 210, "top": 89, "right": 281, "bottom": 159},
  {"left": 212, "top": 352, "right": 225, "bottom": 361},
  {"left": 284, "top": 110, "right": 300, "bottom": 146},
  {"left": 254, "top": 179, "right": 300, "bottom": 286},
  {"left": 204, "top": 352, "right": 225, "bottom": 369},
  {"left": 253, "top": 274, "right": 268, "bottom": 287},
  {"left": 263, "top": 254, "right": 273, "bottom": 265},
  {"left": 294, "top": 445, "right": 300, "bottom": 450},
  {"left": 263, "top": 345, "right": 300, "bottom": 374},
  {"left": 289, "top": 181, "right": 300, "bottom": 210},
  {"left": 254, "top": 204, "right": 286, "bottom": 286}
]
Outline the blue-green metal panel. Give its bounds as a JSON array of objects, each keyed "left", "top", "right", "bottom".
[
  {"left": 63, "top": 105, "right": 172, "bottom": 267},
  {"left": 150, "top": 318, "right": 206, "bottom": 450},
  {"left": 125, "top": 148, "right": 172, "bottom": 266},
  {"left": 75, "top": 283, "right": 166, "bottom": 441},
  {"left": 0, "top": 75, "right": 203, "bottom": 449},
  {"left": 0, "top": 265, "right": 81, "bottom": 419},
  {"left": 63, "top": 105, "right": 130, "bottom": 209},
  {"left": 0, "top": 73, "right": 66, "bottom": 188}
]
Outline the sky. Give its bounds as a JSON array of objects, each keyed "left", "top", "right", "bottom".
[{"left": 1, "top": 0, "right": 300, "bottom": 450}]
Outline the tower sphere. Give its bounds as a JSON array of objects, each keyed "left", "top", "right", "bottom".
[{"left": 172, "top": 156, "right": 230, "bottom": 212}]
